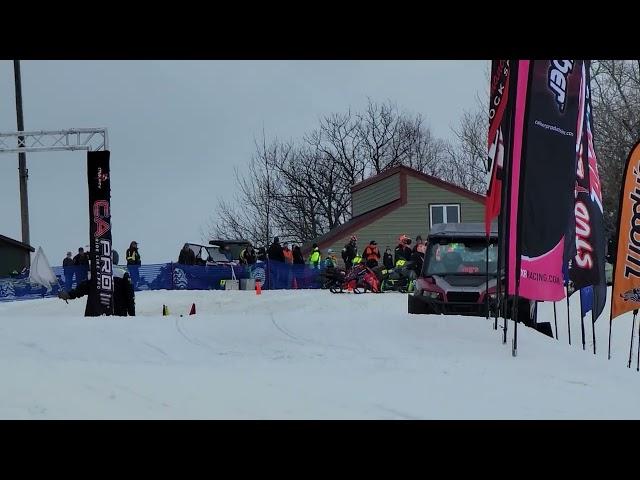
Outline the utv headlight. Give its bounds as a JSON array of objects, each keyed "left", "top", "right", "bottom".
[{"left": 424, "top": 291, "right": 442, "bottom": 300}]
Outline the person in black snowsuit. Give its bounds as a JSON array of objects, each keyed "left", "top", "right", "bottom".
[
  {"left": 58, "top": 268, "right": 135, "bottom": 316},
  {"left": 394, "top": 235, "right": 413, "bottom": 266},
  {"left": 73, "top": 247, "right": 90, "bottom": 283},
  {"left": 178, "top": 244, "right": 197, "bottom": 265},
  {"left": 267, "top": 237, "right": 286, "bottom": 289},
  {"left": 341, "top": 236, "right": 358, "bottom": 271},
  {"left": 411, "top": 235, "right": 426, "bottom": 275},
  {"left": 292, "top": 245, "right": 305, "bottom": 265},
  {"left": 268, "top": 237, "right": 285, "bottom": 263},
  {"left": 383, "top": 247, "right": 394, "bottom": 270},
  {"left": 63, "top": 251, "right": 74, "bottom": 291}
]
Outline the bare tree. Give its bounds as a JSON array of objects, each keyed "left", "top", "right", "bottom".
[
  {"left": 203, "top": 134, "right": 282, "bottom": 248},
  {"left": 206, "top": 97, "right": 488, "bottom": 245},
  {"left": 590, "top": 60, "right": 640, "bottom": 235}
]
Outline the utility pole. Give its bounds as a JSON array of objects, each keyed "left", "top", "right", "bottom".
[{"left": 14, "top": 60, "right": 30, "bottom": 261}]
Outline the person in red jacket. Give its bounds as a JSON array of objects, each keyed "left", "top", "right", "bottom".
[{"left": 363, "top": 240, "right": 381, "bottom": 268}]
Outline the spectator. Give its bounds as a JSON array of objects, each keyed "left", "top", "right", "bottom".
[
  {"left": 394, "top": 234, "right": 413, "bottom": 266},
  {"left": 58, "top": 266, "right": 135, "bottom": 317},
  {"left": 113, "top": 250, "right": 120, "bottom": 266},
  {"left": 291, "top": 244, "right": 305, "bottom": 289},
  {"left": 126, "top": 241, "right": 141, "bottom": 289},
  {"left": 309, "top": 243, "right": 322, "bottom": 269},
  {"left": 323, "top": 249, "right": 338, "bottom": 269},
  {"left": 383, "top": 246, "right": 394, "bottom": 270},
  {"left": 341, "top": 235, "right": 358, "bottom": 271},
  {"left": 363, "top": 240, "right": 381, "bottom": 268},
  {"left": 268, "top": 237, "right": 285, "bottom": 288},
  {"left": 256, "top": 246, "right": 267, "bottom": 262},
  {"left": 62, "top": 251, "right": 74, "bottom": 291},
  {"left": 178, "top": 243, "right": 196, "bottom": 265},
  {"left": 283, "top": 242, "right": 293, "bottom": 264},
  {"left": 73, "top": 247, "right": 90, "bottom": 283},
  {"left": 268, "top": 237, "right": 285, "bottom": 263},
  {"left": 292, "top": 245, "right": 305, "bottom": 265},
  {"left": 412, "top": 235, "right": 426, "bottom": 275},
  {"left": 240, "top": 244, "right": 257, "bottom": 265}
]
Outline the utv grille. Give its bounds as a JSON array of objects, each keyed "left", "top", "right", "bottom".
[{"left": 447, "top": 292, "right": 480, "bottom": 303}]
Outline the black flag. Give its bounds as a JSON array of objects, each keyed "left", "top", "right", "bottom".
[{"left": 87, "top": 150, "right": 113, "bottom": 316}]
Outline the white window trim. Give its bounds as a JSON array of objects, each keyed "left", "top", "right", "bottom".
[{"left": 429, "top": 204, "right": 461, "bottom": 228}]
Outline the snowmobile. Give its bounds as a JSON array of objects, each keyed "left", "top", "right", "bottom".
[
  {"left": 325, "top": 263, "right": 381, "bottom": 293},
  {"left": 376, "top": 259, "right": 417, "bottom": 293}
]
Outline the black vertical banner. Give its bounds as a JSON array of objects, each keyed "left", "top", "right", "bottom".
[
  {"left": 515, "top": 60, "right": 583, "bottom": 301},
  {"left": 87, "top": 150, "right": 113, "bottom": 316}
]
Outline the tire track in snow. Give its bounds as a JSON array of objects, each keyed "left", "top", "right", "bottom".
[
  {"left": 174, "top": 317, "right": 240, "bottom": 357},
  {"left": 269, "top": 313, "right": 369, "bottom": 356},
  {"left": 270, "top": 314, "right": 305, "bottom": 345}
]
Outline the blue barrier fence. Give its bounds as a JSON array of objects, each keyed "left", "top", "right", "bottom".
[{"left": 0, "top": 261, "right": 323, "bottom": 302}]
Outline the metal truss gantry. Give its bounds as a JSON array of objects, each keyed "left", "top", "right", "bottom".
[{"left": 0, "top": 128, "right": 109, "bottom": 154}]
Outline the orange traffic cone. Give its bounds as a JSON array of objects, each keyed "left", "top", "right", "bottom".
[
  {"left": 256, "top": 279, "right": 262, "bottom": 295},
  {"left": 189, "top": 303, "right": 196, "bottom": 315}
]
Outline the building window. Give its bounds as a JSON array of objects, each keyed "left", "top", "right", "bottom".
[{"left": 430, "top": 204, "right": 460, "bottom": 227}]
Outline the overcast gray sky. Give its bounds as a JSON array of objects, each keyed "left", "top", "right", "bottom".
[{"left": 0, "top": 60, "right": 488, "bottom": 265}]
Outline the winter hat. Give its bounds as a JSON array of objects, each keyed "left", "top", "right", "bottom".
[
  {"left": 370, "top": 240, "right": 377, "bottom": 245},
  {"left": 274, "top": 236, "right": 280, "bottom": 243},
  {"left": 66, "top": 252, "right": 72, "bottom": 257}
]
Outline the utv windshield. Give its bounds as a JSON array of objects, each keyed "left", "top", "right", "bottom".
[
  {"left": 205, "top": 246, "right": 230, "bottom": 262},
  {"left": 424, "top": 240, "right": 498, "bottom": 276}
]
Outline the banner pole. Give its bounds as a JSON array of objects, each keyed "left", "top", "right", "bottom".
[
  {"left": 512, "top": 293, "right": 519, "bottom": 357},
  {"left": 591, "top": 307, "right": 596, "bottom": 355},
  {"left": 628, "top": 311, "right": 637, "bottom": 368},
  {"left": 553, "top": 302, "right": 559, "bottom": 340},
  {"left": 580, "top": 296, "right": 586, "bottom": 351},
  {"left": 485, "top": 235, "right": 490, "bottom": 320},
  {"left": 637, "top": 311, "right": 640, "bottom": 371},
  {"left": 566, "top": 285, "right": 572, "bottom": 346},
  {"left": 608, "top": 314, "right": 613, "bottom": 360}
]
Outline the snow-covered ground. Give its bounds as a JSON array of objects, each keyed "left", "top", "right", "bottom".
[{"left": 1, "top": 287, "right": 639, "bottom": 419}]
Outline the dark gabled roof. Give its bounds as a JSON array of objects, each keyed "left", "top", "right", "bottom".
[
  {"left": 302, "top": 199, "right": 403, "bottom": 254},
  {"left": 0, "top": 234, "right": 35, "bottom": 252},
  {"left": 428, "top": 222, "right": 498, "bottom": 239},
  {"left": 351, "top": 165, "right": 486, "bottom": 205}
]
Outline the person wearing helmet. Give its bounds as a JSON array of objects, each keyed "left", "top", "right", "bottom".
[
  {"left": 58, "top": 266, "right": 135, "bottom": 316},
  {"left": 394, "top": 234, "right": 412, "bottom": 265},
  {"left": 323, "top": 248, "right": 338, "bottom": 269},
  {"left": 341, "top": 235, "right": 358, "bottom": 271},
  {"left": 363, "top": 240, "right": 381, "bottom": 268}
]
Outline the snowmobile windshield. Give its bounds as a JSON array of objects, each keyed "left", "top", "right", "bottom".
[{"left": 424, "top": 240, "right": 498, "bottom": 277}]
